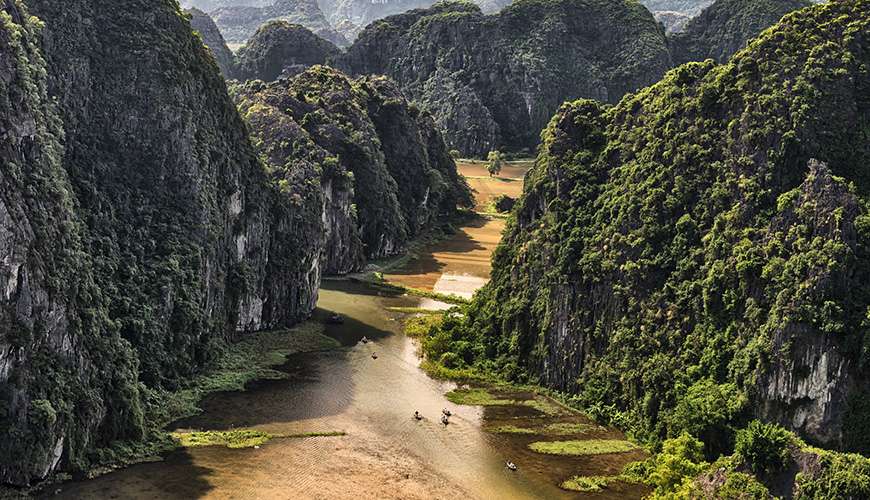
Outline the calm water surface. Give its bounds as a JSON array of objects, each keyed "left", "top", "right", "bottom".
[{"left": 48, "top": 275, "right": 644, "bottom": 500}]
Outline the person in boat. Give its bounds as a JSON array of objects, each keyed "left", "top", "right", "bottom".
[
  {"left": 506, "top": 461, "right": 517, "bottom": 471},
  {"left": 441, "top": 414, "right": 449, "bottom": 425},
  {"left": 371, "top": 352, "right": 378, "bottom": 359},
  {"left": 360, "top": 336, "right": 369, "bottom": 344},
  {"left": 414, "top": 411, "right": 423, "bottom": 420},
  {"left": 442, "top": 408, "right": 452, "bottom": 417}
]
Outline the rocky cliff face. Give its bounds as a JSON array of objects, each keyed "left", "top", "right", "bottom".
[
  {"left": 0, "top": 0, "right": 144, "bottom": 485},
  {"left": 211, "top": 0, "right": 349, "bottom": 47},
  {"left": 342, "top": 0, "right": 673, "bottom": 157},
  {"left": 236, "top": 20, "right": 341, "bottom": 81},
  {"left": 187, "top": 7, "right": 238, "bottom": 78},
  {"left": 433, "top": 0, "right": 870, "bottom": 450},
  {"left": 669, "top": 0, "right": 812, "bottom": 64},
  {"left": 235, "top": 66, "right": 472, "bottom": 265},
  {"left": 0, "top": 0, "right": 468, "bottom": 487}
]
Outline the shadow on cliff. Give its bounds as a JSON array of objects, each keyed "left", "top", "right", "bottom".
[{"left": 171, "top": 287, "right": 397, "bottom": 430}]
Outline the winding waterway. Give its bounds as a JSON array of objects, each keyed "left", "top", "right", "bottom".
[{"left": 48, "top": 162, "right": 647, "bottom": 499}]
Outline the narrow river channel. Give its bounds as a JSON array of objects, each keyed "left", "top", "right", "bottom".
[{"left": 47, "top": 162, "right": 647, "bottom": 499}]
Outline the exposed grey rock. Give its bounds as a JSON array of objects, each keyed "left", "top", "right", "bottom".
[{"left": 187, "top": 7, "right": 238, "bottom": 78}]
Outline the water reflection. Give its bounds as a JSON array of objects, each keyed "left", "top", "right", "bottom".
[{"left": 49, "top": 280, "right": 643, "bottom": 499}]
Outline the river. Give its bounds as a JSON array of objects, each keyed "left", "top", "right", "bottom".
[{"left": 47, "top": 162, "right": 648, "bottom": 499}]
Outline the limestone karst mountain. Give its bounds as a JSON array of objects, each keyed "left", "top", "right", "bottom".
[
  {"left": 425, "top": 0, "right": 870, "bottom": 456},
  {"left": 0, "top": 0, "right": 468, "bottom": 485}
]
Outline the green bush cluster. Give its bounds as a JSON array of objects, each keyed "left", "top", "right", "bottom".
[{"left": 735, "top": 421, "right": 794, "bottom": 474}]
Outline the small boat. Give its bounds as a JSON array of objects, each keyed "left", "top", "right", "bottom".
[
  {"left": 506, "top": 461, "right": 517, "bottom": 471},
  {"left": 371, "top": 352, "right": 378, "bottom": 359},
  {"left": 327, "top": 313, "right": 344, "bottom": 324},
  {"left": 441, "top": 415, "right": 449, "bottom": 425},
  {"left": 442, "top": 409, "right": 452, "bottom": 417},
  {"left": 414, "top": 411, "right": 423, "bottom": 421}
]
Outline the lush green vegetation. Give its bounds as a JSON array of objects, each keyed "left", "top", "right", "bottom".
[
  {"left": 172, "top": 430, "right": 273, "bottom": 449},
  {"left": 171, "top": 429, "right": 346, "bottom": 449},
  {"left": 528, "top": 439, "right": 639, "bottom": 456},
  {"left": 419, "top": 0, "right": 870, "bottom": 450},
  {"left": 735, "top": 420, "right": 795, "bottom": 474},
  {"left": 344, "top": 0, "right": 672, "bottom": 155},
  {"left": 445, "top": 388, "right": 514, "bottom": 406},
  {"left": 486, "top": 425, "right": 538, "bottom": 435},
  {"left": 560, "top": 475, "right": 618, "bottom": 492},
  {"left": 671, "top": 0, "right": 811, "bottom": 64},
  {"left": 408, "top": 1, "right": 870, "bottom": 496}
]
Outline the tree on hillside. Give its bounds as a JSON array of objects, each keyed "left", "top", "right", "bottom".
[{"left": 487, "top": 150, "right": 504, "bottom": 177}]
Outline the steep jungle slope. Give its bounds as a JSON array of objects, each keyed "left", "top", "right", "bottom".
[
  {"left": 428, "top": 0, "right": 870, "bottom": 453},
  {"left": 211, "top": 0, "right": 349, "bottom": 47},
  {"left": 341, "top": 0, "right": 673, "bottom": 157},
  {"left": 0, "top": 0, "right": 143, "bottom": 486},
  {"left": 236, "top": 20, "right": 341, "bottom": 81},
  {"left": 670, "top": 0, "right": 812, "bottom": 64},
  {"left": 234, "top": 66, "right": 473, "bottom": 264},
  {"left": 2, "top": 0, "right": 335, "bottom": 486},
  {"left": 187, "top": 7, "right": 237, "bottom": 78}
]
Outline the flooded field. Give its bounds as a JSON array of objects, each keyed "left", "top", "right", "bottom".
[
  {"left": 383, "top": 160, "right": 531, "bottom": 297},
  {"left": 50, "top": 281, "right": 645, "bottom": 499}
]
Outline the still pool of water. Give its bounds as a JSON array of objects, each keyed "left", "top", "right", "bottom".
[{"left": 48, "top": 281, "right": 645, "bottom": 499}]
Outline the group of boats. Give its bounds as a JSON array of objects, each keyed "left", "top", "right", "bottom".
[
  {"left": 412, "top": 408, "right": 452, "bottom": 425},
  {"left": 412, "top": 409, "right": 517, "bottom": 471},
  {"left": 336, "top": 311, "right": 520, "bottom": 473}
]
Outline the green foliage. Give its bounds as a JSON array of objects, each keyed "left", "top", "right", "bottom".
[
  {"left": 528, "top": 439, "right": 639, "bottom": 456},
  {"left": 666, "top": 380, "right": 747, "bottom": 456},
  {"left": 647, "top": 433, "right": 709, "bottom": 496},
  {"left": 445, "top": 388, "right": 514, "bottom": 406},
  {"left": 172, "top": 429, "right": 273, "bottom": 449},
  {"left": 795, "top": 448, "right": 870, "bottom": 499},
  {"left": 487, "top": 150, "right": 504, "bottom": 177},
  {"left": 561, "top": 475, "right": 614, "bottom": 492},
  {"left": 735, "top": 421, "right": 794, "bottom": 474},
  {"left": 415, "top": 0, "right": 870, "bottom": 459}
]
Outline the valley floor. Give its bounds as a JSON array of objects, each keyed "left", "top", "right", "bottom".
[{"left": 38, "top": 159, "right": 649, "bottom": 499}]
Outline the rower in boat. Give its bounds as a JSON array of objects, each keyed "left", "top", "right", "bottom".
[
  {"left": 442, "top": 409, "right": 452, "bottom": 417},
  {"left": 506, "top": 461, "right": 517, "bottom": 471},
  {"left": 441, "top": 414, "right": 449, "bottom": 425},
  {"left": 414, "top": 411, "right": 423, "bottom": 420},
  {"left": 360, "top": 336, "right": 369, "bottom": 344}
]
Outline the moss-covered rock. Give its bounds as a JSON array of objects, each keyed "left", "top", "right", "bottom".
[
  {"left": 234, "top": 66, "right": 472, "bottom": 264},
  {"left": 210, "top": 0, "right": 349, "bottom": 47},
  {"left": 342, "top": 0, "right": 673, "bottom": 156},
  {"left": 236, "top": 20, "right": 341, "bottom": 81},
  {"left": 187, "top": 7, "right": 237, "bottom": 78},
  {"left": 669, "top": 0, "right": 812, "bottom": 64},
  {"left": 0, "top": 0, "right": 144, "bottom": 485}
]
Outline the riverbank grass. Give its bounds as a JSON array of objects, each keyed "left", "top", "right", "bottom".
[
  {"left": 561, "top": 475, "right": 617, "bottom": 492},
  {"left": 171, "top": 429, "right": 346, "bottom": 449},
  {"left": 528, "top": 439, "right": 639, "bottom": 456},
  {"left": 445, "top": 388, "right": 514, "bottom": 406},
  {"left": 487, "top": 425, "right": 538, "bottom": 434},
  {"left": 87, "top": 323, "right": 339, "bottom": 473}
]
